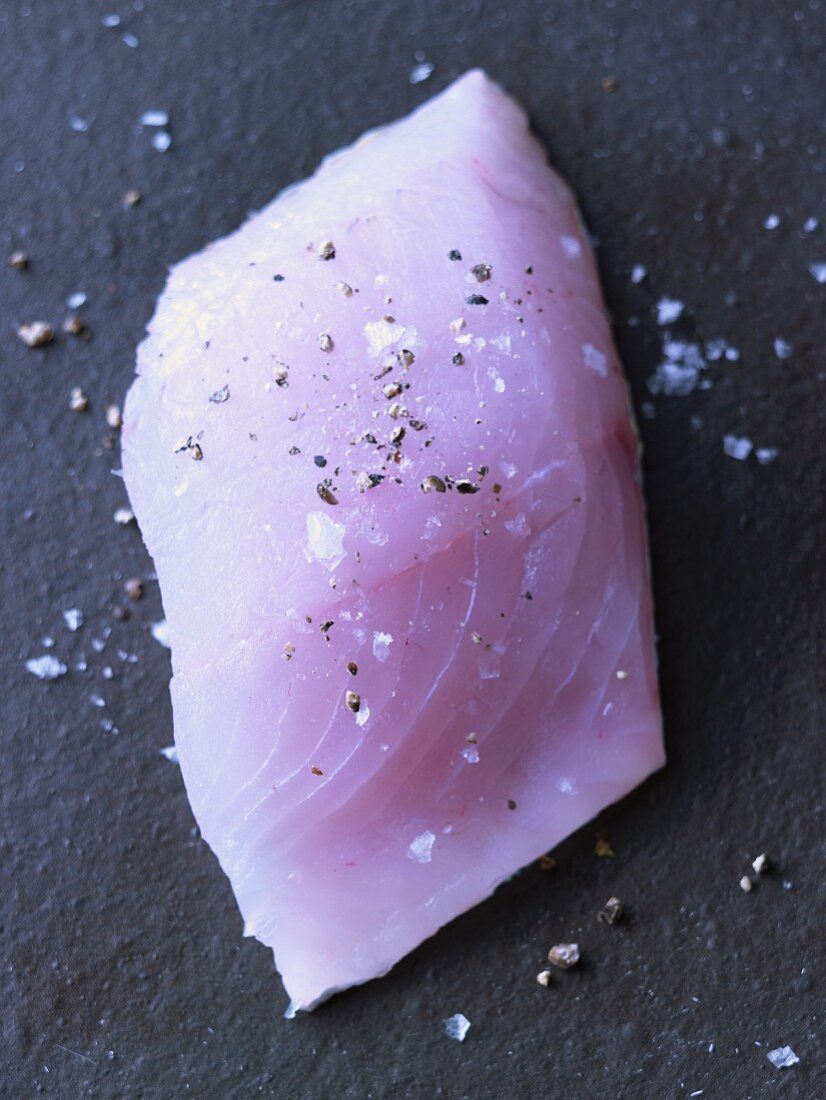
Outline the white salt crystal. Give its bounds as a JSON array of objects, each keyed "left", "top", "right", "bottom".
[
  {"left": 160, "top": 745, "right": 179, "bottom": 764},
  {"left": 90, "top": 693, "right": 106, "bottom": 708},
  {"left": 151, "top": 619, "right": 171, "bottom": 648},
  {"left": 809, "top": 262, "right": 826, "bottom": 284},
  {"left": 407, "top": 830, "right": 435, "bottom": 863},
  {"left": 647, "top": 341, "right": 706, "bottom": 396},
  {"left": 152, "top": 131, "right": 172, "bottom": 153},
  {"left": 755, "top": 447, "right": 779, "bottom": 465},
  {"left": 122, "top": 32, "right": 139, "bottom": 47},
  {"left": 355, "top": 704, "right": 371, "bottom": 728},
  {"left": 773, "top": 337, "right": 793, "bottom": 360},
  {"left": 767, "top": 1046, "right": 799, "bottom": 1069},
  {"left": 67, "top": 291, "right": 87, "bottom": 309},
  {"left": 25, "top": 655, "right": 67, "bottom": 680},
  {"left": 656, "top": 297, "right": 685, "bottom": 325},
  {"left": 630, "top": 264, "right": 647, "bottom": 284},
  {"left": 443, "top": 1014, "right": 471, "bottom": 1042},
  {"left": 561, "top": 235, "right": 581, "bottom": 258},
  {"left": 583, "top": 343, "right": 607, "bottom": 377},
  {"left": 101, "top": 13, "right": 121, "bottom": 27},
  {"left": 139, "top": 109, "right": 169, "bottom": 127},
  {"left": 723, "top": 434, "right": 752, "bottom": 461},
  {"left": 305, "top": 511, "right": 346, "bottom": 570},
  {"left": 764, "top": 213, "right": 780, "bottom": 229},
  {"left": 113, "top": 507, "right": 135, "bottom": 525},
  {"left": 803, "top": 216, "right": 818, "bottom": 233},
  {"left": 63, "top": 608, "right": 83, "bottom": 632},
  {"left": 461, "top": 747, "right": 480, "bottom": 764},
  {"left": 409, "top": 61, "right": 434, "bottom": 85},
  {"left": 372, "top": 631, "right": 393, "bottom": 663},
  {"left": 69, "top": 117, "right": 89, "bottom": 133}
]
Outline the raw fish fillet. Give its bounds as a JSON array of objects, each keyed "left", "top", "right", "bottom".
[{"left": 122, "top": 70, "right": 664, "bottom": 1011}]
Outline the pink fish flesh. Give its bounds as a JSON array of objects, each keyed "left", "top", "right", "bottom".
[{"left": 122, "top": 70, "right": 664, "bottom": 1011}]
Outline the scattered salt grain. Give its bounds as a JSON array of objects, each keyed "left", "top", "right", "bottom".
[
  {"left": 739, "top": 875, "right": 753, "bottom": 892},
  {"left": 113, "top": 507, "right": 135, "bottom": 525},
  {"left": 407, "top": 830, "right": 435, "bottom": 863},
  {"left": 443, "top": 1014, "right": 470, "bottom": 1042},
  {"left": 656, "top": 297, "right": 685, "bottom": 325},
  {"left": 160, "top": 745, "right": 179, "bottom": 764},
  {"left": 139, "top": 109, "right": 169, "bottom": 127},
  {"left": 548, "top": 943, "right": 580, "bottom": 969},
  {"left": 122, "top": 32, "right": 139, "bottom": 48},
  {"left": 91, "top": 637, "right": 106, "bottom": 654},
  {"left": 764, "top": 214, "right": 780, "bottom": 229},
  {"left": 803, "top": 216, "right": 818, "bottom": 233},
  {"left": 630, "top": 264, "right": 647, "bottom": 284},
  {"left": 755, "top": 447, "right": 779, "bottom": 466},
  {"left": 152, "top": 131, "right": 172, "bottom": 153},
  {"left": 767, "top": 1046, "right": 799, "bottom": 1069},
  {"left": 809, "top": 263, "right": 826, "bottom": 284},
  {"left": 63, "top": 609, "right": 83, "bottom": 632},
  {"left": 90, "top": 693, "right": 106, "bottom": 709},
  {"left": 67, "top": 291, "right": 87, "bottom": 309},
  {"left": 25, "top": 655, "right": 67, "bottom": 680},
  {"left": 561, "top": 235, "right": 581, "bottom": 258},
  {"left": 461, "top": 747, "right": 480, "bottom": 764},
  {"left": 773, "top": 337, "right": 793, "bottom": 360},
  {"left": 42, "top": 636, "right": 55, "bottom": 649},
  {"left": 647, "top": 340, "right": 706, "bottom": 396},
  {"left": 409, "top": 61, "right": 434, "bottom": 85},
  {"left": 151, "top": 619, "right": 171, "bottom": 648},
  {"left": 752, "top": 853, "right": 769, "bottom": 875},
  {"left": 372, "top": 631, "right": 393, "bottom": 662},
  {"left": 355, "top": 704, "right": 371, "bottom": 728},
  {"left": 101, "top": 13, "right": 121, "bottom": 27},
  {"left": 70, "top": 117, "right": 89, "bottom": 133},
  {"left": 723, "top": 435, "right": 752, "bottom": 461},
  {"left": 536, "top": 970, "right": 552, "bottom": 987},
  {"left": 583, "top": 343, "right": 607, "bottom": 377}
]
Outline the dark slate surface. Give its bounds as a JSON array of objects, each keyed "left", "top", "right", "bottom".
[{"left": 1, "top": 1, "right": 823, "bottom": 1097}]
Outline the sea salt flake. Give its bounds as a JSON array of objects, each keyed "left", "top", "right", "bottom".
[
  {"left": 764, "top": 213, "right": 780, "bottom": 229},
  {"left": 656, "top": 297, "right": 684, "bottom": 325},
  {"left": 90, "top": 693, "right": 106, "bottom": 708},
  {"left": 63, "top": 608, "right": 83, "bottom": 632},
  {"left": 808, "top": 262, "right": 826, "bottom": 284},
  {"left": 101, "top": 13, "right": 121, "bottom": 27},
  {"left": 67, "top": 291, "right": 87, "bottom": 309},
  {"left": 561, "top": 235, "right": 581, "bottom": 258},
  {"left": 69, "top": 117, "right": 89, "bottom": 133},
  {"left": 630, "top": 264, "right": 647, "bottom": 284},
  {"left": 409, "top": 61, "right": 434, "bottom": 85},
  {"left": 723, "top": 434, "right": 752, "bottom": 461},
  {"left": 443, "top": 1014, "right": 470, "bottom": 1042},
  {"left": 803, "top": 217, "right": 818, "bottom": 233},
  {"left": 583, "top": 343, "right": 607, "bottom": 377},
  {"left": 152, "top": 131, "right": 172, "bottom": 153},
  {"left": 773, "top": 337, "right": 793, "bottom": 360},
  {"left": 306, "top": 511, "right": 346, "bottom": 570},
  {"left": 767, "top": 1046, "right": 799, "bottom": 1069},
  {"left": 647, "top": 340, "right": 706, "bottom": 396},
  {"left": 25, "top": 655, "right": 67, "bottom": 680},
  {"left": 151, "top": 619, "right": 171, "bottom": 648},
  {"left": 407, "top": 830, "right": 435, "bottom": 863},
  {"left": 140, "top": 109, "right": 169, "bottom": 127},
  {"left": 372, "top": 631, "right": 393, "bottom": 662},
  {"left": 461, "top": 747, "right": 480, "bottom": 764},
  {"left": 755, "top": 447, "right": 779, "bottom": 465},
  {"left": 122, "top": 32, "right": 139, "bottom": 47},
  {"left": 160, "top": 745, "right": 179, "bottom": 764},
  {"left": 355, "top": 704, "right": 371, "bottom": 728}
]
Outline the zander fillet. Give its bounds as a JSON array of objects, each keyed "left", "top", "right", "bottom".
[{"left": 122, "top": 70, "right": 664, "bottom": 1011}]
